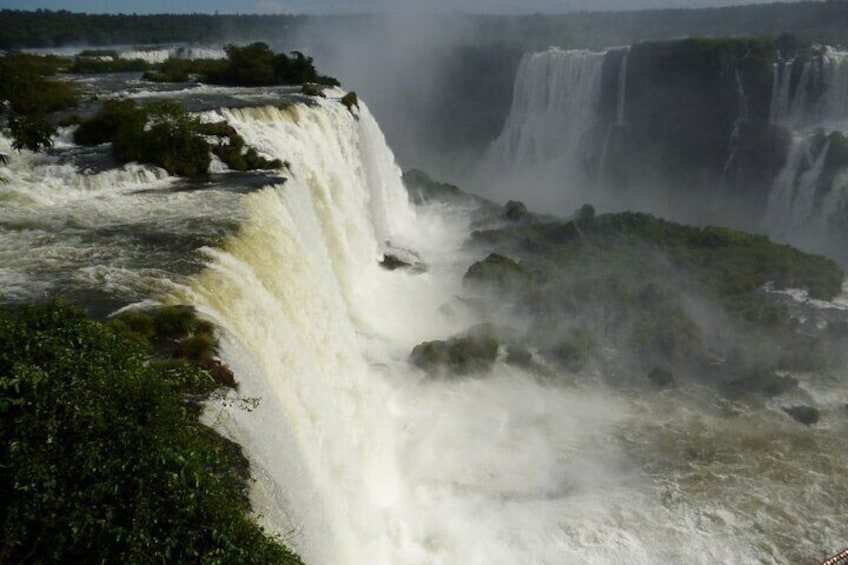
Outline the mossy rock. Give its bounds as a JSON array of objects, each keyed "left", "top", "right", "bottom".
[
  {"left": 301, "top": 83, "right": 326, "bottom": 97},
  {"left": 410, "top": 324, "right": 499, "bottom": 376},
  {"left": 783, "top": 405, "right": 820, "bottom": 426},
  {"left": 463, "top": 253, "right": 533, "bottom": 296},
  {"left": 341, "top": 91, "right": 359, "bottom": 114}
]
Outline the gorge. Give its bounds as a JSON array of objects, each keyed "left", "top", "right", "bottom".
[{"left": 1, "top": 18, "right": 848, "bottom": 565}]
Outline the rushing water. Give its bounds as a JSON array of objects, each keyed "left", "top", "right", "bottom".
[
  {"left": 1, "top": 76, "right": 847, "bottom": 564},
  {"left": 477, "top": 48, "right": 608, "bottom": 212}
]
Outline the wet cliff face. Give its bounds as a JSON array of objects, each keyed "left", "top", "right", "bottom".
[
  {"left": 478, "top": 36, "right": 848, "bottom": 265},
  {"left": 602, "top": 39, "right": 789, "bottom": 226}
]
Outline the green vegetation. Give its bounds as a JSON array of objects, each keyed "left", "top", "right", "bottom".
[
  {"left": 73, "top": 100, "right": 281, "bottom": 176},
  {"left": 204, "top": 43, "right": 339, "bottom": 87},
  {"left": 0, "top": 51, "right": 79, "bottom": 151},
  {"left": 463, "top": 253, "right": 534, "bottom": 296},
  {"left": 410, "top": 324, "right": 499, "bottom": 376},
  {"left": 108, "top": 306, "right": 236, "bottom": 390},
  {"left": 3, "top": 5, "right": 848, "bottom": 52},
  {"left": 461, "top": 204, "right": 845, "bottom": 391},
  {"left": 0, "top": 301, "right": 302, "bottom": 563}
]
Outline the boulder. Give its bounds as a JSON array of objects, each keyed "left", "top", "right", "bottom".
[
  {"left": 463, "top": 253, "right": 532, "bottom": 296},
  {"left": 410, "top": 324, "right": 499, "bottom": 376},
  {"left": 783, "top": 405, "right": 820, "bottom": 426},
  {"left": 648, "top": 364, "right": 675, "bottom": 388},
  {"left": 341, "top": 91, "right": 359, "bottom": 114}
]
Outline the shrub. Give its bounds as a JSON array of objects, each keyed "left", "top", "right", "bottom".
[
  {"left": 74, "top": 99, "right": 147, "bottom": 146},
  {"left": 203, "top": 42, "right": 339, "bottom": 87},
  {"left": 0, "top": 301, "right": 301, "bottom": 563}
]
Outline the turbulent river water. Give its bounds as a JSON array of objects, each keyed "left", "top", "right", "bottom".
[{"left": 1, "top": 73, "right": 847, "bottom": 564}]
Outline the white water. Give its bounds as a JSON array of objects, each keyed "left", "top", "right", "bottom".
[
  {"left": 2, "top": 88, "right": 847, "bottom": 563},
  {"left": 163, "top": 98, "right": 846, "bottom": 563},
  {"left": 118, "top": 46, "right": 226, "bottom": 63},
  {"left": 770, "top": 48, "right": 848, "bottom": 130},
  {"left": 762, "top": 48, "right": 848, "bottom": 260},
  {"left": 477, "top": 48, "right": 607, "bottom": 212},
  {"left": 615, "top": 50, "right": 629, "bottom": 127}
]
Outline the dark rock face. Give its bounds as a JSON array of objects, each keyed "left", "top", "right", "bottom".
[
  {"left": 783, "top": 405, "right": 821, "bottom": 426},
  {"left": 380, "top": 254, "right": 411, "bottom": 270},
  {"left": 601, "top": 39, "right": 791, "bottom": 225}
]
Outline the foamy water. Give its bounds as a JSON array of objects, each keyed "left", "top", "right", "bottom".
[{"left": 1, "top": 89, "right": 846, "bottom": 564}]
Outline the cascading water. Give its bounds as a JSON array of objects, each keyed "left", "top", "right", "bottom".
[
  {"left": 765, "top": 48, "right": 848, "bottom": 261},
  {"left": 2, "top": 76, "right": 848, "bottom": 564},
  {"left": 477, "top": 48, "right": 607, "bottom": 211},
  {"left": 174, "top": 97, "right": 847, "bottom": 565},
  {"left": 771, "top": 48, "right": 848, "bottom": 129}
]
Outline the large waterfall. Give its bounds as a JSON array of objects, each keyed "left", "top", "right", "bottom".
[{"left": 2, "top": 82, "right": 848, "bottom": 563}]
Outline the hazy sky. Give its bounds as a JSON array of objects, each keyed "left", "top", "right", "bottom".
[{"left": 0, "top": 0, "right": 808, "bottom": 15}]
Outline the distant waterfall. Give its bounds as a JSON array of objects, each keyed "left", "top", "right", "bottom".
[
  {"left": 615, "top": 50, "right": 629, "bottom": 126},
  {"left": 478, "top": 48, "right": 608, "bottom": 210},
  {"left": 487, "top": 48, "right": 606, "bottom": 168},
  {"left": 765, "top": 48, "right": 848, "bottom": 260},
  {"left": 770, "top": 48, "right": 848, "bottom": 129}
]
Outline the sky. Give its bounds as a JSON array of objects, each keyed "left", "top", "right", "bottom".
[{"left": 0, "top": 0, "right": 808, "bottom": 15}]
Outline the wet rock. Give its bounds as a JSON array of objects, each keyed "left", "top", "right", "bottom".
[
  {"left": 379, "top": 244, "right": 426, "bottom": 272},
  {"left": 341, "top": 91, "right": 359, "bottom": 114},
  {"left": 410, "top": 324, "right": 499, "bottom": 376},
  {"left": 380, "top": 254, "right": 410, "bottom": 270},
  {"left": 301, "top": 83, "right": 326, "bottom": 97},
  {"left": 505, "top": 344, "right": 533, "bottom": 368},
  {"left": 648, "top": 364, "right": 675, "bottom": 388},
  {"left": 783, "top": 405, "right": 820, "bottom": 426},
  {"left": 463, "top": 253, "right": 532, "bottom": 296}
]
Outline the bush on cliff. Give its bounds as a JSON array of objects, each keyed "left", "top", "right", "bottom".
[
  {"left": 0, "top": 301, "right": 301, "bottom": 564},
  {"left": 74, "top": 100, "right": 281, "bottom": 176},
  {"left": 203, "top": 42, "right": 339, "bottom": 87}
]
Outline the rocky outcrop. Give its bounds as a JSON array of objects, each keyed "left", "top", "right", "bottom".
[{"left": 410, "top": 324, "right": 499, "bottom": 376}]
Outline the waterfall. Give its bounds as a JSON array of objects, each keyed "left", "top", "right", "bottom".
[
  {"left": 770, "top": 48, "right": 848, "bottom": 129},
  {"left": 3, "top": 75, "right": 847, "bottom": 564},
  {"left": 477, "top": 48, "right": 607, "bottom": 211},
  {"left": 615, "top": 50, "right": 628, "bottom": 127},
  {"left": 765, "top": 48, "right": 848, "bottom": 259},
  {"left": 173, "top": 95, "right": 769, "bottom": 565},
  {"left": 487, "top": 48, "right": 606, "bottom": 168},
  {"left": 721, "top": 67, "right": 750, "bottom": 179}
]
